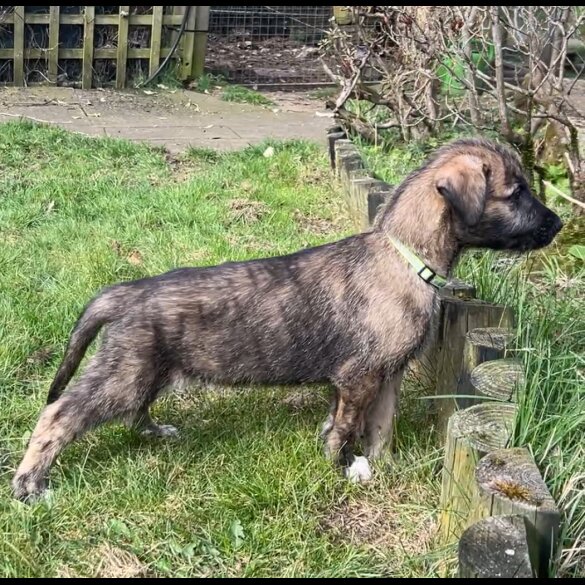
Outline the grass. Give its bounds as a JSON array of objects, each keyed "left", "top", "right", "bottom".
[
  {"left": 359, "top": 139, "right": 585, "bottom": 577},
  {"left": 456, "top": 240, "right": 585, "bottom": 578},
  {"left": 0, "top": 121, "right": 443, "bottom": 578},
  {"left": 221, "top": 85, "right": 275, "bottom": 107},
  {"left": 191, "top": 73, "right": 227, "bottom": 94}
]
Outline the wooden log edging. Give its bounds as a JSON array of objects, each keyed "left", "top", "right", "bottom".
[
  {"left": 439, "top": 402, "right": 518, "bottom": 544},
  {"left": 438, "top": 348, "right": 561, "bottom": 577},
  {"left": 328, "top": 127, "right": 393, "bottom": 231},
  {"left": 440, "top": 326, "right": 517, "bottom": 420},
  {"left": 470, "top": 448, "right": 560, "bottom": 577},
  {"left": 435, "top": 313, "right": 515, "bottom": 435},
  {"left": 470, "top": 358, "right": 525, "bottom": 403},
  {"left": 459, "top": 515, "right": 535, "bottom": 578}
]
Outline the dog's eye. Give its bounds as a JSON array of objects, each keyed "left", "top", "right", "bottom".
[{"left": 510, "top": 186, "right": 522, "bottom": 200}]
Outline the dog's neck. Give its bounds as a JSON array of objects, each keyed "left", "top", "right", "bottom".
[{"left": 375, "top": 181, "right": 461, "bottom": 277}]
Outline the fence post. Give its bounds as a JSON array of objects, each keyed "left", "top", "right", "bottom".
[
  {"left": 116, "top": 6, "right": 130, "bottom": 89},
  {"left": 48, "top": 6, "right": 60, "bottom": 84},
  {"left": 435, "top": 301, "right": 515, "bottom": 434},
  {"left": 13, "top": 6, "right": 25, "bottom": 87},
  {"left": 439, "top": 402, "right": 517, "bottom": 544},
  {"left": 180, "top": 7, "right": 197, "bottom": 80},
  {"left": 192, "top": 6, "right": 211, "bottom": 78},
  {"left": 459, "top": 516, "right": 535, "bottom": 578},
  {"left": 82, "top": 6, "right": 95, "bottom": 89},
  {"left": 149, "top": 6, "right": 164, "bottom": 79}
]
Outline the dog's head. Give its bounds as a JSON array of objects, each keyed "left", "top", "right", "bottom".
[{"left": 433, "top": 138, "right": 563, "bottom": 252}]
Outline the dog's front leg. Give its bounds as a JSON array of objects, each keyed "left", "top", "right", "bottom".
[
  {"left": 325, "top": 369, "right": 385, "bottom": 484},
  {"left": 363, "top": 369, "right": 404, "bottom": 461}
]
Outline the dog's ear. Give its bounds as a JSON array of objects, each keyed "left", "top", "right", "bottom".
[{"left": 435, "top": 155, "right": 489, "bottom": 226}]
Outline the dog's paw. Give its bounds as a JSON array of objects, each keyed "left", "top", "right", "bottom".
[
  {"left": 12, "top": 474, "right": 50, "bottom": 504},
  {"left": 344, "top": 456, "right": 373, "bottom": 484},
  {"left": 140, "top": 424, "right": 180, "bottom": 439}
]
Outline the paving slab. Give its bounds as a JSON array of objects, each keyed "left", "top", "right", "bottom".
[{"left": 0, "top": 86, "right": 333, "bottom": 153}]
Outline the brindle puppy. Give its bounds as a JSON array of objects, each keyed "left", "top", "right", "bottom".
[{"left": 12, "top": 137, "right": 562, "bottom": 501}]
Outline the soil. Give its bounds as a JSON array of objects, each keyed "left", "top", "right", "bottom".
[{"left": 205, "top": 35, "right": 333, "bottom": 87}]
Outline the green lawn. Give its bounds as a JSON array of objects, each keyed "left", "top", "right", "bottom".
[{"left": 0, "top": 122, "right": 443, "bottom": 578}]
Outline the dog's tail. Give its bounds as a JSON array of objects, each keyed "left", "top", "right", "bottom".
[{"left": 46, "top": 285, "right": 138, "bottom": 404}]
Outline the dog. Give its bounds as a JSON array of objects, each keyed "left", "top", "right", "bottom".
[{"left": 12, "top": 137, "right": 562, "bottom": 501}]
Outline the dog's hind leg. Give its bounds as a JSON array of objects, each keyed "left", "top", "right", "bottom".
[
  {"left": 325, "top": 369, "right": 384, "bottom": 483},
  {"left": 319, "top": 388, "right": 338, "bottom": 441},
  {"left": 363, "top": 369, "right": 403, "bottom": 461},
  {"left": 132, "top": 406, "right": 179, "bottom": 438},
  {"left": 12, "top": 343, "right": 160, "bottom": 502}
]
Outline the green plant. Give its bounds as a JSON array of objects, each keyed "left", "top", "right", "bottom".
[
  {"left": 192, "top": 73, "right": 226, "bottom": 93},
  {"left": 436, "top": 41, "right": 495, "bottom": 96},
  {"left": 456, "top": 250, "right": 584, "bottom": 577},
  {"left": 221, "top": 85, "right": 275, "bottom": 107}
]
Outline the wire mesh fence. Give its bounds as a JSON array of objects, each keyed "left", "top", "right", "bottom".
[{"left": 205, "top": 5, "right": 335, "bottom": 88}]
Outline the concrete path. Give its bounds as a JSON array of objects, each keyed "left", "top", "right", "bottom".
[{"left": 0, "top": 86, "right": 333, "bottom": 153}]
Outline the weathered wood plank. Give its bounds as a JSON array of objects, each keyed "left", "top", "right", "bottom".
[
  {"left": 116, "top": 6, "right": 130, "bottom": 89},
  {"left": 435, "top": 300, "right": 515, "bottom": 434},
  {"left": 22, "top": 14, "right": 184, "bottom": 26},
  {"left": 48, "top": 6, "right": 60, "bottom": 83},
  {"left": 149, "top": 6, "right": 164, "bottom": 78},
  {"left": 82, "top": 6, "right": 95, "bottom": 89},
  {"left": 0, "top": 48, "right": 177, "bottom": 61},
  {"left": 13, "top": 7, "right": 25, "bottom": 87}
]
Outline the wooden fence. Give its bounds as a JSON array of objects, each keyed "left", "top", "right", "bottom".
[{"left": 0, "top": 6, "right": 209, "bottom": 89}]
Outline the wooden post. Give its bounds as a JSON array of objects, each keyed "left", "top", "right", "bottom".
[
  {"left": 439, "top": 402, "right": 517, "bottom": 544},
  {"left": 413, "top": 281, "right": 477, "bottom": 391},
  {"left": 348, "top": 171, "right": 388, "bottom": 231},
  {"left": 116, "top": 6, "right": 130, "bottom": 89},
  {"left": 192, "top": 6, "right": 211, "bottom": 78},
  {"left": 454, "top": 326, "right": 517, "bottom": 410},
  {"left": 327, "top": 125, "right": 347, "bottom": 170},
  {"left": 149, "top": 6, "right": 164, "bottom": 79},
  {"left": 181, "top": 7, "right": 197, "bottom": 80},
  {"left": 13, "top": 6, "right": 25, "bottom": 87},
  {"left": 333, "top": 139, "right": 359, "bottom": 175},
  {"left": 48, "top": 6, "right": 60, "bottom": 84},
  {"left": 464, "top": 327, "right": 516, "bottom": 366},
  {"left": 459, "top": 515, "right": 535, "bottom": 578},
  {"left": 472, "top": 448, "right": 560, "bottom": 577},
  {"left": 82, "top": 6, "right": 95, "bottom": 90},
  {"left": 470, "top": 358, "right": 525, "bottom": 402},
  {"left": 336, "top": 147, "right": 364, "bottom": 184},
  {"left": 435, "top": 302, "right": 515, "bottom": 434},
  {"left": 367, "top": 188, "right": 390, "bottom": 224}
]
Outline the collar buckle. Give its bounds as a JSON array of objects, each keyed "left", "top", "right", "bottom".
[{"left": 388, "top": 236, "right": 447, "bottom": 290}]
